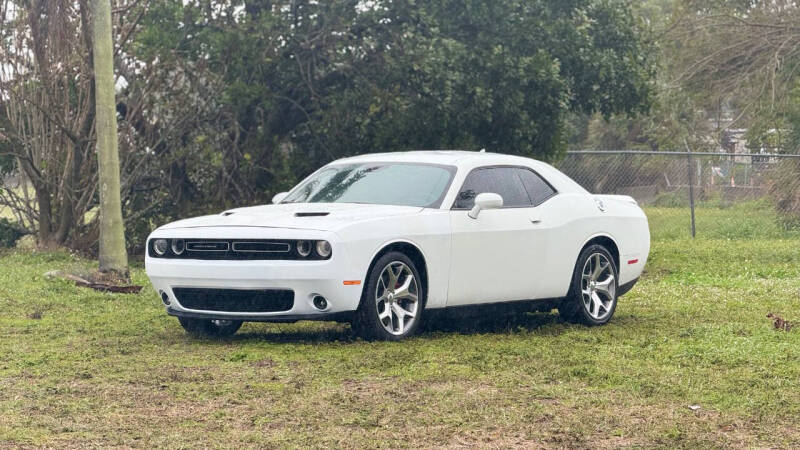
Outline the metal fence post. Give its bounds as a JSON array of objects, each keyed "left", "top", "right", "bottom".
[{"left": 685, "top": 142, "right": 696, "bottom": 238}]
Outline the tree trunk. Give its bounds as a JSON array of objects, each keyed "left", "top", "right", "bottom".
[
  {"left": 92, "top": 0, "right": 129, "bottom": 278},
  {"left": 36, "top": 185, "right": 55, "bottom": 248}
]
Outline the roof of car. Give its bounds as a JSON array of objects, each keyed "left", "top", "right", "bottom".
[
  {"left": 331, "top": 150, "right": 545, "bottom": 167},
  {"left": 330, "top": 150, "right": 589, "bottom": 194}
]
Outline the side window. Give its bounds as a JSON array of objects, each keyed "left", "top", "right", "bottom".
[
  {"left": 516, "top": 168, "right": 557, "bottom": 206},
  {"left": 453, "top": 167, "right": 531, "bottom": 209}
]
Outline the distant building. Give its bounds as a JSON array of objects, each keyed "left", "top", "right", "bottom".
[
  {"left": 710, "top": 115, "right": 785, "bottom": 164},
  {"left": 720, "top": 128, "right": 751, "bottom": 163}
]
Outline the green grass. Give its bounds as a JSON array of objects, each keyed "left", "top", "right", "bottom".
[
  {"left": 1, "top": 207, "right": 800, "bottom": 447},
  {"left": 647, "top": 200, "right": 800, "bottom": 241}
]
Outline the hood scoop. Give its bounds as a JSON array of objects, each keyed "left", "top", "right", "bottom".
[{"left": 294, "top": 212, "right": 330, "bottom": 217}]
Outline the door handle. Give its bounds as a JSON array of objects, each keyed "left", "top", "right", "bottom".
[{"left": 530, "top": 217, "right": 542, "bottom": 224}]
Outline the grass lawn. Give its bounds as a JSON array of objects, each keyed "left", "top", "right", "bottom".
[{"left": 1, "top": 207, "right": 799, "bottom": 447}]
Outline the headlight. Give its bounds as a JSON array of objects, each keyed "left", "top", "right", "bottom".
[
  {"left": 315, "top": 240, "right": 332, "bottom": 258},
  {"left": 171, "top": 239, "right": 185, "bottom": 255},
  {"left": 296, "top": 240, "right": 312, "bottom": 257},
  {"left": 153, "top": 239, "right": 168, "bottom": 256}
]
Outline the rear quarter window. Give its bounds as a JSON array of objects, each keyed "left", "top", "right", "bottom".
[{"left": 516, "top": 168, "right": 557, "bottom": 206}]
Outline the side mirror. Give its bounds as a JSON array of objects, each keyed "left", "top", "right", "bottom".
[
  {"left": 468, "top": 192, "right": 503, "bottom": 219},
  {"left": 272, "top": 192, "right": 289, "bottom": 204}
]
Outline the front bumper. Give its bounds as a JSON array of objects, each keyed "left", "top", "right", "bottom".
[
  {"left": 145, "top": 239, "right": 364, "bottom": 322},
  {"left": 166, "top": 307, "right": 353, "bottom": 323}
]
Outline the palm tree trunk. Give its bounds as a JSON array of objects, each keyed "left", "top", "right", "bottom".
[{"left": 92, "top": 0, "right": 129, "bottom": 278}]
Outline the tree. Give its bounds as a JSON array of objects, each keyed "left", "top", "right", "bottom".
[
  {"left": 92, "top": 0, "right": 128, "bottom": 276},
  {"left": 579, "top": 0, "right": 800, "bottom": 152},
  {"left": 0, "top": 0, "right": 98, "bottom": 247},
  {"left": 669, "top": 0, "right": 800, "bottom": 150},
  {"left": 131, "top": 0, "right": 655, "bottom": 203},
  {"left": 1, "top": 0, "right": 158, "bottom": 253}
]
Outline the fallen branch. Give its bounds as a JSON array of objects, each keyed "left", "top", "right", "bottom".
[{"left": 45, "top": 271, "right": 143, "bottom": 294}]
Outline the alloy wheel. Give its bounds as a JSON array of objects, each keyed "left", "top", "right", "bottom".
[
  {"left": 581, "top": 253, "right": 616, "bottom": 320},
  {"left": 375, "top": 261, "right": 420, "bottom": 335}
]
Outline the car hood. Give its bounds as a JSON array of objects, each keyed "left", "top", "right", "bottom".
[{"left": 157, "top": 203, "right": 424, "bottom": 232}]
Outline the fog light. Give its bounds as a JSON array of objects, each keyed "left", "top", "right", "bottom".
[
  {"left": 153, "top": 239, "right": 168, "bottom": 256},
  {"left": 160, "top": 291, "right": 170, "bottom": 306},
  {"left": 312, "top": 295, "right": 328, "bottom": 310}
]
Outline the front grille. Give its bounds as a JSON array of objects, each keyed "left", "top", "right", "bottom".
[
  {"left": 173, "top": 288, "right": 294, "bottom": 313},
  {"left": 186, "top": 241, "right": 230, "bottom": 252},
  {"left": 231, "top": 241, "right": 291, "bottom": 252}
]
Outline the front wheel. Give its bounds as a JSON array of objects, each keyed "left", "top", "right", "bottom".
[
  {"left": 352, "top": 252, "right": 424, "bottom": 341},
  {"left": 559, "top": 245, "right": 618, "bottom": 325},
  {"left": 178, "top": 317, "right": 243, "bottom": 337}
]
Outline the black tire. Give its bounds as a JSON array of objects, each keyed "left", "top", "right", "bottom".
[
  {"left": 559, "top": 244, "right": 619, "bottom": 325},
  {"left": 352, "top": 251, "right": 425, "bottom": 341},
  {"left": 178, "top": 317, "right": 243, "bottom": 337}
]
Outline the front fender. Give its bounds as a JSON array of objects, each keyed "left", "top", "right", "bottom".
[{"left": 334, "top": 211, "right": 451, "bottom": 309}]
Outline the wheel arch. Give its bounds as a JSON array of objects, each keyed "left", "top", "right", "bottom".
[
  {"left": 364, "top": 240, "right": 429, "bottom": 307},
  {"left": 579, "top": 234, "right": 620, "bottom": 271}
]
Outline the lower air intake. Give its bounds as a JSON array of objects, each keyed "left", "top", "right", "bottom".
[{"left": 173, "top": 288, "right": 294, "bottom": 313}]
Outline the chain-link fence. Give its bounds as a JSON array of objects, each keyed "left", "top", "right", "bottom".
[{"left": 556, "top": 150, "right": 800, "bottom": 240}]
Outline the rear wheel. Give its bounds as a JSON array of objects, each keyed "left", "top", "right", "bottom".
[
  {"left": 178, "top": 317, "right": 243, "bottom": 337},
  {"left": 353, "top": 252, "right": 424, "bottom": 341},
  {"left": 559, "top": 245, "right": 618, "bottom": 325}
]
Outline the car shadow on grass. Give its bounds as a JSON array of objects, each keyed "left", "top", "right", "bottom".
[
  {"left": 222, "top": 307, "right": 566, "bottom": 344},
  {"left": 424, "top": 309, "right": 564, "bottom": 336}
]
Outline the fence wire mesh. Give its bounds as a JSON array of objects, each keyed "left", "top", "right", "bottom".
[{"left": 556, "top": 151, "right": 800, "bottom": 240}]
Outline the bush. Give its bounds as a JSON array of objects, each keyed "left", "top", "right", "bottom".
[{"left": 0, "top": 218, "right": 25, "bottom": 248}]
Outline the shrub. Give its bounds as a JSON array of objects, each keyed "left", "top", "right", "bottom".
[{"left": 0, "top": 218, "right": 25, "bottom": 248}]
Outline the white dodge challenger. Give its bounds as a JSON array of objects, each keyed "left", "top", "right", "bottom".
[{"left": 146, "top": 151, "right": 649, "bottom": 340}]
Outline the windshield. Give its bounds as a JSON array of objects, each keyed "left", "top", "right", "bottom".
[{"left": 282, "top": 163, "right": 457, "bottom": 208}]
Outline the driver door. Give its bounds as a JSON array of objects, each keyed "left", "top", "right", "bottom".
[{"left": 447, "top": 166, "right": 546, "bottom": 306}]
